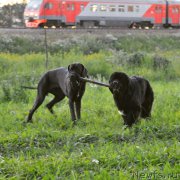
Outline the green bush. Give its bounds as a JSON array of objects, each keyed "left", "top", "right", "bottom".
[
  {"left": 0, "top": 37, "right": 44, "bottom": 54},
  {"left": 0, "top": 76, "right": 32, "bottom": 103},
  {"left": 153, "top": 56, "right": 170, "bottom": 70},
  {"left": 127, "top": 52, "right": 145, "bottom": 67}
]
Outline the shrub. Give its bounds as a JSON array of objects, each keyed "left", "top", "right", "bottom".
[
  {"left": 0, "top": 37, "right": 44, "bottom": 54},
  {"left": 0, "top": 77, "right": 30, "bottom": 103},
  {"left": 127, "top": 52, "right": 145, "bottom": 67},
  {"left": 108, "top": 51, "right": 145, "bottom": 67},
  {"left": 152, "top": 56, "right": 170, "bottom": 71},
  {"left": 79, "top": 37, "right": 105, "bottom": 55},
  {"left": 106, "top": 50, "right": 129, "bottom": 66}
]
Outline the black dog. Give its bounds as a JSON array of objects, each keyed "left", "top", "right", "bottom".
[
  {"left": 27, "top": 63, "right": 88, "bottom": 123},
  {"left": 109, "top": 72, "right": 154, "bottom": 127}
]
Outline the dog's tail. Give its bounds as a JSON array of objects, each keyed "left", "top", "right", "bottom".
[{"left": 21, "top": 86, "right": 37, "bottom": 90}]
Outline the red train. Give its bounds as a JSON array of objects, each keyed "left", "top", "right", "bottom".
[{"left": 24, "top": 0, "right": 180, "bottom": 28}]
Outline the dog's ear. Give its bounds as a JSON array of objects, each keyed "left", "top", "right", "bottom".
[
  {"left": 115, "top": 72, "right": 130, "bottom": 85},
  {"left": 82, "top": 67, "right": 88, "bottom": 78},
  {"left": 68, "top": 64, "right": 73, "bottom": 72},
  {"left": 79, "top": 64, "right": 88, "bottom": 77},
  {"left": 109, "top": 86, "right": 113, "bottom": 94}
]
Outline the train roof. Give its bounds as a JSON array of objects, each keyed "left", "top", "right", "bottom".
[
  {"left": 26, "top": 0, "right": 180, "bottom": 5},
  {"left": 28, "top": 0, "right": 180, "bottom": 1},
  {"left": 54, "top": 0, "right": 178, "bottom": 2}
]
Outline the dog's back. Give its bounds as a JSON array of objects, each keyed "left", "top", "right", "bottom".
[
  {"left": 131, "top": 76, "right": 154, "bottom": 118},
  {"left": 130, "top": 76, "right": 150, "bottom": 100},
  {"left": 37, "top": 67, "right": 68, "bottom": 95}
]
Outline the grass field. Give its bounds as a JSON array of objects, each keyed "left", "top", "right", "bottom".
[{"left": 0, "top": 33, "right": 179, "bottom": 179}]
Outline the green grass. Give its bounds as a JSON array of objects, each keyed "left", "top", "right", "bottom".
[
  {"left": 0, "top": 35, "right": 179, "bottom": 179},
  {"left": 0, "top": 82, "right": 179, "bottom": 179}
]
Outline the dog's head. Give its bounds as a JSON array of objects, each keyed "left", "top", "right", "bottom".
[
  {"left": 109, "top": 72, "right": 130, "bottom": 95},
  {"left": 68, "top": 63, "right": 88, "bottom": 78},
  {"left": 68, "top": 63, "right": 88, "bottom": 89}
]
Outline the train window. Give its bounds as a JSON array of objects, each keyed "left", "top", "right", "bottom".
[
  {"left": 67, "top": 4, "right": 75, "bottom": 11},
  {"left": 172, "top": 7, "right": 179, "bottom": 14},
  {"left": 100, "top": 5, "right": 107, "bottom": 12},
  {"left": 44, "top": 3, "right": 53, "bottom": 9},
  {"left": 90, "top": 5, "right": 98, "bottom": 12},
  {"left": 80, "top": 4, "right": 84, "bottom": 11},
  {"left": 118, "top": 5, "right": 125, "bottom": 12},
  {"left": 27, "top": 1, "right": 42, "bottom": 11},
  {"left": 109, "top": 5, "right": 116, "bottom": 12},
  {"left": 135, "top": 6, "right": 139, "bottom": 12},
  {"left": 128, "top": 5, "right": 134, "bottom": 12},
  {"left": 155, "top": 6, "right": 162, "bottom": 13}
]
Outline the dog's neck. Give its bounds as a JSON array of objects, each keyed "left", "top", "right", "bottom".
[{"left": 113, "top": 87, "right": 133, "bottom": 111}]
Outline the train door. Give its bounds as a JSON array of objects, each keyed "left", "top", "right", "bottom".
[
  {"left": 55, "top": 0, "right": 62, "bottom": 26},
  {"left": 42, "top": 0, "right": 62, "bottom": 27},
  {"left": 61, "top": 1, "right": 76, "bottom": 25},
  {"left": 171, "top": 5, "right": 180, "bottom": 25},
  {"left": 154, "top": 5, "right": 163, "bottom": 24},
  {"left": 43, "top": 1, "right": 54, "bottom": 18}
]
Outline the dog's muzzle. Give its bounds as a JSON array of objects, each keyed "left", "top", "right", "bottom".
[
  {"left": 110, "top": 81, "right": 120, "bottom": 93},
  {"left": 113, "top": 89, "right": 119, "bottom": 93},
  {"left": 68, "top": 74, "right": 81, "bottom": 88}
]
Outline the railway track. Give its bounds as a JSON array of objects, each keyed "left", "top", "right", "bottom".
[{"left": 0, "top": 27, "right": 180, "bottom": 39}]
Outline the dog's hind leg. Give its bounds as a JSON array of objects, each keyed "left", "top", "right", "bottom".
[
  {"left": 141, "top": 102, "right": 153, "bottom": 119},
  {"left": 27, "top": 93, "right": 46, "bottom": 123},
  {"left": 141, "top": 85, "right": 154, "bottom": 119},
  {"left": 46, "top": 94, "right": 65, "bottom": 114}
]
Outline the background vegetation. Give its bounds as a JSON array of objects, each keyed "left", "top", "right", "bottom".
[
  {"left": 0, "top": 4, "right": 25, "bottom": 27},
  {"left": 0, "top": 33, "right": 179, "bottom": 179}
]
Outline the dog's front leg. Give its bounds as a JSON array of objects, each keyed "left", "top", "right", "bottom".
[
  {"left": 69, "top": 99, "right": 76, "bottom": 122},
  {"left": 123, "top": 114, "right": 135, "bottom": 127},
  {"left": 123, "top": 109, "right": 140, "bottom": 127},
  {"left": 75, "top": 99, "right": 81, "bottom": 119}
]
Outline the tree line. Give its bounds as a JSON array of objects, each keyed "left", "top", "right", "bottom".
[{"left": 0, "top": 3, "right": 26, "bottom": 27}]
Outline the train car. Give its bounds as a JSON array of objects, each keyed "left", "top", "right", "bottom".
[
  {"left": 168, "top": 0, "right": 180, "bottom": 26},
  {"left": 24, "top": 0, "right": 180, "bottom": 28}
]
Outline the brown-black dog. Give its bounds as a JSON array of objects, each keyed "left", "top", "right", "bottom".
[
  {"left": 109, "top": 72, "right": 154, "bottom": 127},
  {"left": 27, "top": 63, "right": 88, "bottom": 123}
]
